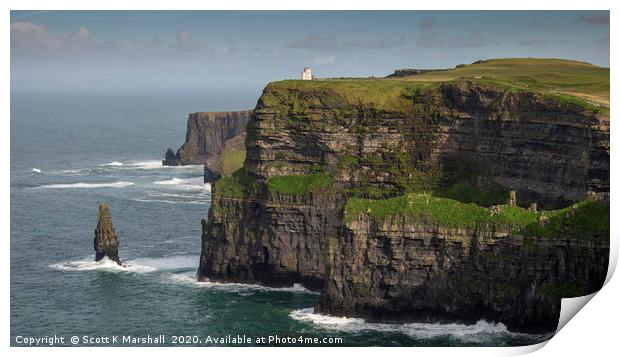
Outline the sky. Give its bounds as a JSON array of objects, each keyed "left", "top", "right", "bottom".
[{"left": 10, "top": 11, "right": 610, "bottom": 93}]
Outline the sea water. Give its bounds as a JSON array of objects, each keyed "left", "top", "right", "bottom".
[{"left": 10, "top": 90, "right": 550, "bottom": 347}]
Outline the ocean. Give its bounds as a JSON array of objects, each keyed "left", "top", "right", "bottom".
[{"left": 10, "top": 90, "right": 550, "bottom": 347}]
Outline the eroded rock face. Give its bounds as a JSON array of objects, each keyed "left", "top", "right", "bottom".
[
  {"left": 244, "top": 82, "right": 609, "bottom": 208},
  {"left": 198, "top": 81, "right": 609, "bottom": 333},
  {"left": 199, "top": 188, "right": 344, "bottom": 290},
  {"left": 320, "top": 215, "right": 608, "bottom": 333},
  {"left": 163, "top": 110, "right": 252, "bottom": 166},
  {"left": 94, "top": 204, "right": 121, "bottom": 265}
]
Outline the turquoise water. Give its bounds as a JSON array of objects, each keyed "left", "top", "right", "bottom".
[{"left": 10, "top": 90, "right": 550, "bottom": 347}]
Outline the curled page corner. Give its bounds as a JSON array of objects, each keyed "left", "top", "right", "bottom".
[
  {"left": 555, "top": 292, "right": 597, "bottom": 333},
  {"left": 523, "top": 241, "right": 616, "bottom": 353},
  {"left": 551, "top": 238, "right": 616, "bottom": 335}
]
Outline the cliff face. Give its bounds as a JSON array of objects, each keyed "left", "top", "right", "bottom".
[
  {"left": 163, "top": 110, "right": 252, "bottom": 166},
  {"left": 245, "top": 83, "right": 608, "bottom": 207},
  {"left": 198, "top": 80, "right": 609, "bottom": 333},
  {"left": 321, "top": 214, "right": 608, "bottom": 333},
  {"left": 199, "top": 187, "right": 344, "bottom": 290}
]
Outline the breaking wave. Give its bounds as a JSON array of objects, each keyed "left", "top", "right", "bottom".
[
  {"left": 167, "top": 273, "right": 319, "bottom": 295},
  {"left": 127, "top": 160, "right": 163, "bottom": 170},
  {"left": 49, "top": 257, "right": 156, "bottom": 274},
  {"left": 37, "top": 181, "right": 134, "bottom": 189},
  {"left": 31, "top": 168, "right": 42, "bottom": 173},
  {"left": 153, "top": 177, "right": 209, "bottom": 191},
  {"left": 289, "top": 308, "right": 548, "bottom": 342},
  {"left": 101, "top": 161, "right": 124, "bottom": 166},
  {"left": 131, "top": 198, "right": 208, "bottom": 205}
]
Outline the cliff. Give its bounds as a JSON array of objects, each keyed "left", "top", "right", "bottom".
[
  {"left": 163, "top": 110, "right": 252, "bottom": 166},
  {"left": 197, "top": 59, "right": 610, "bottom": 333}
]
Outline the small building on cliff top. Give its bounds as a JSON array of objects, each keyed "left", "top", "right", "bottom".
[{"left": 301, "top": 67, "right": 313, "bottom": 80}]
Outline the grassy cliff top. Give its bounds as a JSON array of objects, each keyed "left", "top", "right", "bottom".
[
  {"left": 345, "top": 194, "right": 609, "bottom": 241},
  {"left": 264, "top": 58, "right": 609, "bottom": 112}
]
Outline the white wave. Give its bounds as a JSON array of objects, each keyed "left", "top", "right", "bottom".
[
  {"left": 49, "top": 257, "right": 156, "bottom": 274},
  {"left": 167, "top": 273, "right": 319, "bottom": 294},
  {"left": 131, "top": 198, "right": 208, "bottom": 205},
  {"left": 149, "top": 192, "right": 208, "bottom": 199},
  {"left": 127, "top": 160, "right": 163, "bottom": 170},
  {"left": 31, "top": 168, "right": 42, "bottom": 173},
  {"left": 128, "top": 160, "right": 203, "bottom": 170},
  {"left": 38, "top": 181, "right": 134, "bottom": 189},
  {"left": 153, "top": 177, "right": 209, "bottom": 191},
  {"left": 289, "top": 308, "right": 546, "bottom": 341},
  {"left": 101, "top": 161, "right": 124, "bottom": 166},
  {"left": 57, "top": 168, "right": 84, "bottom": 174},
  {"left": 154, "top": 177, "right": 185, "bottom": 185}
]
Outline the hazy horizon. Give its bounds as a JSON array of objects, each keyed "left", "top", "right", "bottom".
[{"left": 11, "top": 10, "right": 610, "bottom": 93}]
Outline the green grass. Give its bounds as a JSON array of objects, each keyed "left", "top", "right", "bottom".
[
  {"left": 213, "top": 133, "right": 246, "bottom": 177},
  {"left": 267, "top": 173, "right": 333, "bottom": 195},
  {"left": 345, "top": 193, "right": 609, "bottom": 241},
  {"left": 261, "top": 79, "right": 423, "bottom": 111},
  {"left": 263, "top": 58, "right": 609, "bottom": 114},
  {"left": 525, "top": 199, "right": 609, "bottom": 241},
  {"left": 215, "top": 168, "right": 258, "bottom": 198},
  {"left": 219, "top": 146, "right": 245, "bottom": 176},
  {"left": 402, "top": 58, "right": 609, "bottom": 107}
]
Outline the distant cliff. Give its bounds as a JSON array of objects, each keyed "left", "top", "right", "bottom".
[
  {"left": 197, "top": 60, "right": 609, "bottom": 334},
  {"left": 163, "top": 110, "right": 252, "bottom": 166}
]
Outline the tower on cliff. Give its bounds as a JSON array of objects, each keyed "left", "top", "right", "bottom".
[{"left": 301, "top": 67, "right": 313, "bottom": 80}]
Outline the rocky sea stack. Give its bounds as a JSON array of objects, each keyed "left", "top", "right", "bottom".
[{"left": 94, "top": 203, "right": 121, "bottom": 265}]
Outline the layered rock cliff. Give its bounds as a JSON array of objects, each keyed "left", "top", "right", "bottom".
[
  {"left": 198, "top": 78, "right": 609, "bottom": 333},
  {"left": 163, "top": 110, "right": 252, "bottom": 166}
]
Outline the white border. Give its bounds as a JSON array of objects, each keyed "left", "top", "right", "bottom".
[{"left": 2, "top": 1, "right": 616, "bottom": 356}]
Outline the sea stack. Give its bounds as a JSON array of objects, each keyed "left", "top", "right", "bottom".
[{"left": 94, "top": 203, "right": 121, "bottom": 265}]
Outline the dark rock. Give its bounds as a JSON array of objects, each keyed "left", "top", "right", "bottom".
[
  {"left": 94, "top": 203, "right": 121, "bottom": 265},
  {"left": 203, "top": 162, "right": 222, "bottom": 183},
  {"left": 162, "top": 148, "right": 180, "bottom": 166}
]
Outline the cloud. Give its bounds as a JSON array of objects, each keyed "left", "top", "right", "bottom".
[
  {"left": 576, "top": 13, "right": 610, "bottom": 25},
  {"left": 75, "top": 27, "right": 92, "bottom": 44},
  {"left": 11, "top": 21, "right": 121, "bottom": 55},
  {"left": 11, "top": 21, "right": 70, "bottom": 52},
  {"left": 313, "top": 55, "right": 335, "bottom": 65},
  {"left": 419, "top": 18, "right": 436, "bottom": 30},
  {"left": 416, "top": 18, "right": 444, "bottom": 48},
  {"left": 416, "top": 18, "right": 487, "bottom": 48},
  {"left": 285, "top": 33, "right": 339, "bottom": 50},
  {"left": 169, "top": 29, "right": 202, "bottom": 51}
]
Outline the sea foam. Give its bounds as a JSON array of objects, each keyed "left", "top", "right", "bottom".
[
  {"left": 289, "top": 308, "right": 547, "bottom": 342},
  {"left": 49, "top": 257, "right": 156, "bottom": 274},
  {"left": 101, "top": 161, "right": 124, "bottom": 166},
  {"left": 167, "top": 273, "right": 319, "bottom": 294},
  {"left": 38, "top": 181, "right": 134, "bottom": 189}
]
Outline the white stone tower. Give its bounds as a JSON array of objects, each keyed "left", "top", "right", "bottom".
[{"left": 301, "top": 67, "right": 313, "bottom": 80}]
